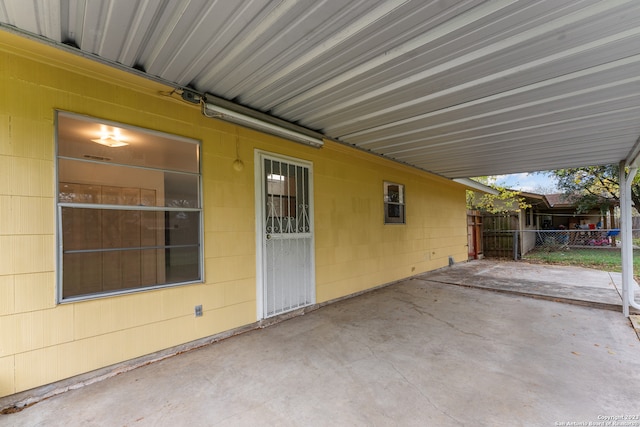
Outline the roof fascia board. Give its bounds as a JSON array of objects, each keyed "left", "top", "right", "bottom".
[{"left": 453, "top": 178, "right": 499, "bottom": 195}]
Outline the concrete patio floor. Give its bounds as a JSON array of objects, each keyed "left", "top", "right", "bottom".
[
  {"left": 424, "top": 259, "right": 640, "bottom": 314},
  {"left": 3, "top": 261, "right": 640, "bottom": 426}
]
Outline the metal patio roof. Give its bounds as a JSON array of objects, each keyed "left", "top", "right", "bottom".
[{"left": 2, "top": 0, "right": 640, "bottom": 179}]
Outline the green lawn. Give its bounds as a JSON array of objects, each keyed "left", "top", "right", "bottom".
[{"left": 522, "top": 248, "right": 640, "bottom": 274}]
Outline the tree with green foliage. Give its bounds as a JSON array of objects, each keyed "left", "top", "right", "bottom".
[
  {"left": 466, "top": 177, "right": 530, "bottom": 213},
  {"left": 549, "top": 165, "right": 640, "bottom": 214}
]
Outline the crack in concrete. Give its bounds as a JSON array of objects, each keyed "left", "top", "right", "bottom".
[
  {"left": 391, "top": 293, "right": 487, "bottom": 340},
  {"left": 367, "top": 346, "right": 465, "bottom": 425}
]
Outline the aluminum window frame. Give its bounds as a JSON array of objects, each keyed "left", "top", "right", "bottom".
[{"left": 55, "top": 111, "right": 203, "bottom": 303}]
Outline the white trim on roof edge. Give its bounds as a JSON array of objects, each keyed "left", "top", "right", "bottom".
[{"left": 453, "top": 178, "right": 499, "bottom": 195}]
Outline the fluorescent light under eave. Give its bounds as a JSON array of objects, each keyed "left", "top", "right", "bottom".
[{"left": 203, "top": 103, "right": 323, "bottom": 148}]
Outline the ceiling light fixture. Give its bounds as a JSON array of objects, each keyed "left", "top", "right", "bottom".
[
  {"left": 202, "top": 103, "right": 323, "bottom": 148},
  {"left": 91, "top": 135, "right": 128, "bottom": 148}
]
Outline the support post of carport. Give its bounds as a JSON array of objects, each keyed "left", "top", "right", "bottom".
[{"left": 619, "top": 160, "right": 639, "bottom": 317}]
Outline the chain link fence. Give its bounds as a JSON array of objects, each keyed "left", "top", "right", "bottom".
[
  {"left": 479, "top": 214, "right": 640, "bottom": 282},
  {"left": 520, "top": 229, "right": 640, "bottom": 279},
  {"left": 479, "top": 213, "right": 640, "bottom": 271},
  {"left": 530, "top": 228, "right": 621, "bottom": 251},
  {"left": 483, "top": 228, "right": 640, "bottom": 260}
]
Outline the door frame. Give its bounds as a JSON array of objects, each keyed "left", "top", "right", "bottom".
[{"left": 254, "top": 150, "right": 316, "bottom": 320}]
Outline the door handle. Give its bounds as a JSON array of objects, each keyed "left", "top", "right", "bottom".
[{"left": 266, "top": 234, "right": 272, "bottom": 240}]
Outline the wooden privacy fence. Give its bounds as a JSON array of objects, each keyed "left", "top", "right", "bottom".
[{"left": 482, "top": 213, "right": 520, "bottom": 259}]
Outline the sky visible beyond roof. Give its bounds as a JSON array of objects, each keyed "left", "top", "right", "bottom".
[{"left": 491, "top": 172, "right": 559, "bottom": 194}]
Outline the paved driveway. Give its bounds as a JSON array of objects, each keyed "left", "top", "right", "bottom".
[{"left": 3, "top": 261, "right": 640, "bottom": 426}]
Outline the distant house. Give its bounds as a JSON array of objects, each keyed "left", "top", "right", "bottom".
[
  {"left": 540, "top": 193, "right": 618, "bottom": 230},
  {"left": 479, "top": 192, "right": 619, "bottom": 258}
]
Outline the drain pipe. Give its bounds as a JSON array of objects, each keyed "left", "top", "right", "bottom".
[{"left": 619, "top": 162, "right": 640, "bottom": 315}]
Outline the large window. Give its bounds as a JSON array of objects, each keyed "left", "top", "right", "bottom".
[
  {"left": 384, "top": 181, "right": 405, "bottom": 224},
  {"left": 56, "top": 112, "right": 202, "bottom": 301}
]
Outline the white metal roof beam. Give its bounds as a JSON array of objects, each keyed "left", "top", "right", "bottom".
[
  {"left": 229, "top": 0, "right": 411, "bottom": 103},
  {"left": 1, "top": 0, "right": 61, "bottom": 39},
  {"left": 333, "top": 35, "right": 640, "bottom": 138},
  {"left": 357, "top": 91, "right": 640, "bottom": 151},
  {"left": 270, "top": 0, "right": 518, "bottom": 117},
  {"left": 116, "top": 0, "right": 165, "bottom": 66},
  {"left": 137, "top": 1, "right": 197, "bottom": 74},
  {"left": 408, "top": 137, "right": 633, "bottom": 165},
  {"left": 276, "top": 0, "right": 631, "bottom": 122},
  {"left": 389, "top": 129, "right": 639, "bottom": 172},
  {"left": 194, "top": 0, "right": 304, "bottom": 88},
  {"left": 386, "top": 114, "right": 640, "bottom": 160},
  {"left": 342, "top": 52, "right": 640, "bottom": 147},
  {"left": 356, "top": 99, "right": 640, "bottom": 154}
]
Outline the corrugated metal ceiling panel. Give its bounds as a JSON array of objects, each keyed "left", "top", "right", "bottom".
[{"left": 2, "top": 0, "right": 640, "bottom": 178}]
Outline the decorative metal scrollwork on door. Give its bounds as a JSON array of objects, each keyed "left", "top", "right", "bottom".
[{"left": 261, "top": 155, "right": 314, "bottom": 318}]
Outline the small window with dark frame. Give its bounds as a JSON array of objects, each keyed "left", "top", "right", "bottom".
[
  {"left": 384, "top": 181, "right": 405, "bottom": 224},
  {"left": 56, "top": 111, "right": 202, "bottom": 301}
]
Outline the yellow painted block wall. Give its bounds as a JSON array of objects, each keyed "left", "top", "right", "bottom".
[
  {"left": 313, "top": 144, "right": 467, "bottom": 302},
  {"left": 0, "top": 32, "right": 468, "bottom": 398}
]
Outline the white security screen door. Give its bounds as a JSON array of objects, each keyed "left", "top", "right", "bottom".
[{"left": 256, "top": 152, "right": 315, "bottom": 319}]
